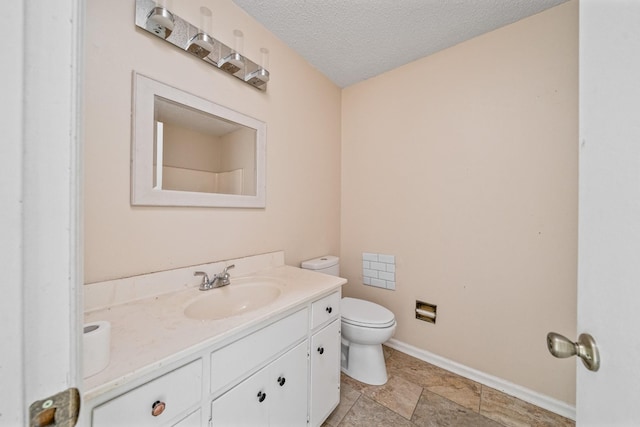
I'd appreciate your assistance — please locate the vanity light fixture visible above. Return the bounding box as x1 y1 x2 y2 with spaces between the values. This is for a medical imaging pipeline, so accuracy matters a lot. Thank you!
218 30 245 76
135 0 270 91
186 33 215 58
186 7 215 59
245 48 270 89
145 6 175 39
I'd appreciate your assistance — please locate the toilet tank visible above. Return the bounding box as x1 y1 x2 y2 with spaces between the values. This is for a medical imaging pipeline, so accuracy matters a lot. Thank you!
301 255 339 276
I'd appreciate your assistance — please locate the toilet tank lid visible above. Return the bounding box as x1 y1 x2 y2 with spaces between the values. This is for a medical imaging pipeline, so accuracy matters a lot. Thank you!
301 255 339 270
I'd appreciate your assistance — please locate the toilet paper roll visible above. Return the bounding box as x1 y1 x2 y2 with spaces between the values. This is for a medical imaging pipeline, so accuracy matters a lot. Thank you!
415 308 436 319
83 321 111 378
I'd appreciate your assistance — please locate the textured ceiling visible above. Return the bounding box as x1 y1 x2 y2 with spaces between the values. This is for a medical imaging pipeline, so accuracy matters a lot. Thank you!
232 0 568 88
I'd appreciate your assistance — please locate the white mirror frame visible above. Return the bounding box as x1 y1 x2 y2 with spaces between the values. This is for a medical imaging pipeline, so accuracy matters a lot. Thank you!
132 72 266 207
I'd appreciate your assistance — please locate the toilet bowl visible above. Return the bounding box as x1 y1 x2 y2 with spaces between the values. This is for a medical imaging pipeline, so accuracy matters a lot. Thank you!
341 297 396 385
300 256 397 386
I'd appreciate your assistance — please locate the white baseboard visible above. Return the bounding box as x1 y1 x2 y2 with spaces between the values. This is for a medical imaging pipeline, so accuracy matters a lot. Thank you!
385 338 576 421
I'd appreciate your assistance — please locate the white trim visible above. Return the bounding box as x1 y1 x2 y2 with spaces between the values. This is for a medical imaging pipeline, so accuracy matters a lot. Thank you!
19 0 83 416
155 121 164 189
1 0 83 421
386 338 576 421
0 1 26 423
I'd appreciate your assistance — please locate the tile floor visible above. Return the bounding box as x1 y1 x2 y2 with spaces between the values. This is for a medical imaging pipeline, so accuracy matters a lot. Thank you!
323 346 575 427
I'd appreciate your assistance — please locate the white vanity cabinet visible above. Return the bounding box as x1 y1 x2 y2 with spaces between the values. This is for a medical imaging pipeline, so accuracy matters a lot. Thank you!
210 341 308 426
208 290 342 427
209 307 309 427
86 287 343 427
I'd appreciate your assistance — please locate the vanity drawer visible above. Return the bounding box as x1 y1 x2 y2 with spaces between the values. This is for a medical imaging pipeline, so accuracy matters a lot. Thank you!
311 291 340 330
210 308 308 393
92 359 202 427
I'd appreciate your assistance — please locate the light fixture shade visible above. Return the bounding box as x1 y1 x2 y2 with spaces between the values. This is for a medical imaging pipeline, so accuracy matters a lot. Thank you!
145 7 175 39
187 33 215 59
245 48 269 88
219 52 244 74
218 30 245 75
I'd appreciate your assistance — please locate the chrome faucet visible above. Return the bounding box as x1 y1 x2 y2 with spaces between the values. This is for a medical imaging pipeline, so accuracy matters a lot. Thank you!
194 264 235 291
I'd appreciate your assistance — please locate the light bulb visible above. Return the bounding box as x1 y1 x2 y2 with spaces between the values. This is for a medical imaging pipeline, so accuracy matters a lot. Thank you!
260 48 269 71
233 30 244 54
199 7 212 34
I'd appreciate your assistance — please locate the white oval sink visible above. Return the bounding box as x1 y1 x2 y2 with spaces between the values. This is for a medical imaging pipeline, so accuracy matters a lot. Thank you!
184 278 283 320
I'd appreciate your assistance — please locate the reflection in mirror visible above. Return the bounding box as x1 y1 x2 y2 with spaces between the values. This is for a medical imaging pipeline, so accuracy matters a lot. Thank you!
154 97 257 196
132 73 266 207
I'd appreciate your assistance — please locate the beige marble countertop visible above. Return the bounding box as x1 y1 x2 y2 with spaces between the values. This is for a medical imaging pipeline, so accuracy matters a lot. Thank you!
84 265 346 400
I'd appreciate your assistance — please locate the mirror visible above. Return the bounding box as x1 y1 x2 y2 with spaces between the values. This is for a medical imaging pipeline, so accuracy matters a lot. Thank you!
132 73 266 207
154 97 257 196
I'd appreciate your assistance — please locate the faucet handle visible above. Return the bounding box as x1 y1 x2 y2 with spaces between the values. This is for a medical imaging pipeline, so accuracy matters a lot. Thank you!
194 271 210 287
218 264 235 286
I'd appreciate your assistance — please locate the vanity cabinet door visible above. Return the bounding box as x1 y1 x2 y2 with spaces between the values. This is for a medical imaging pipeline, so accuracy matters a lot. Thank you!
269 341 308 426
210 341 308 427
309 319 341 427
211 367 270 427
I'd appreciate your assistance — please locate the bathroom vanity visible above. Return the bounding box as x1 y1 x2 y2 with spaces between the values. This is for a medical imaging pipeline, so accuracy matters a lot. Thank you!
83 252 345 426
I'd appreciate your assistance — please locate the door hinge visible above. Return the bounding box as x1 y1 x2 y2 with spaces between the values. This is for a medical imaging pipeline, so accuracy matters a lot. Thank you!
29 387 80 427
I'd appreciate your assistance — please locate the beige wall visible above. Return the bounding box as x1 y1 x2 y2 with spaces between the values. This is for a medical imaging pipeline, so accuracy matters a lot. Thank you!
341 1 578 405
220 127 257 195
162 124 222 173
86 0 578 405
161 124 255 195
84 0 342 283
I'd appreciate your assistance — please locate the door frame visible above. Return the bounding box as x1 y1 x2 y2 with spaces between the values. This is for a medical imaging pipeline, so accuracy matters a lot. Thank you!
0 0 84 423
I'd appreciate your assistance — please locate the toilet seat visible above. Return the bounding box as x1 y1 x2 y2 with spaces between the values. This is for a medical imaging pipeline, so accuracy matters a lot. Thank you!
341 297 395 329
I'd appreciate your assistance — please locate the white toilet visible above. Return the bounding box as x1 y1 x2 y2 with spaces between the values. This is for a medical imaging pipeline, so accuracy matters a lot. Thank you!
301 256 396 385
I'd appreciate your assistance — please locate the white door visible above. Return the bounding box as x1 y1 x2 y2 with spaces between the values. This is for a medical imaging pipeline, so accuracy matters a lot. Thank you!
577 0 640 425
0 0 83 424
